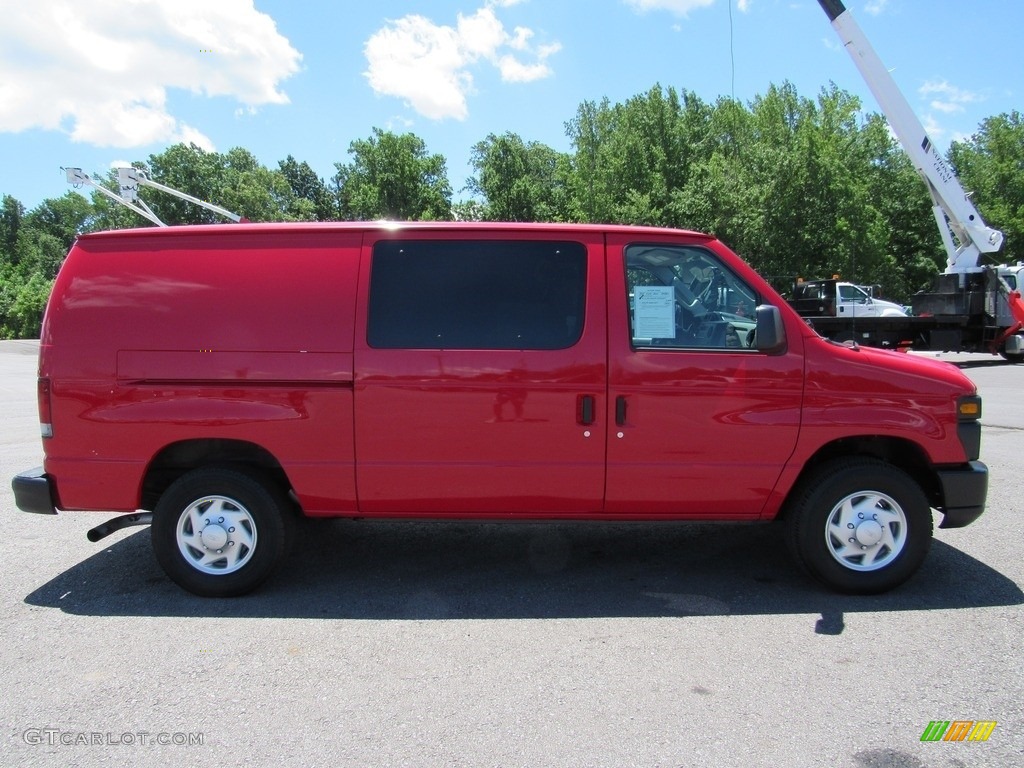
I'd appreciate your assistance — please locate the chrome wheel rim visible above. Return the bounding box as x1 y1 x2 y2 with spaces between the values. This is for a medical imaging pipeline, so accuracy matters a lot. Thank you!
175 496 257 575
825 490 908 572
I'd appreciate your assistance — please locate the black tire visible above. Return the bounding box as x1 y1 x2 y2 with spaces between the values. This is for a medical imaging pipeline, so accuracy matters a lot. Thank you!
786 458 932 594
998 341 1024 363
151 467 293 597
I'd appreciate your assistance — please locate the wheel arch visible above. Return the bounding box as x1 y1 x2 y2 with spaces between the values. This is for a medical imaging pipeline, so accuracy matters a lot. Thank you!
140 438 292 511
779 436 941 519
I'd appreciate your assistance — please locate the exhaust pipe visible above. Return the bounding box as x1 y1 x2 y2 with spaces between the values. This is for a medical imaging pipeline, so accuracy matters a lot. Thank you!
87 512 154 542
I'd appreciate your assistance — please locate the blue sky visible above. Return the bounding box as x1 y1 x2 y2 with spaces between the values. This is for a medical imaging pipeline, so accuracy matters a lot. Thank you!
0 0 1019 212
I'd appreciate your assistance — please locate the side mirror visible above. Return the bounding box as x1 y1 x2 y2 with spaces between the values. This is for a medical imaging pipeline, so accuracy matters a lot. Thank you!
754 304 787 354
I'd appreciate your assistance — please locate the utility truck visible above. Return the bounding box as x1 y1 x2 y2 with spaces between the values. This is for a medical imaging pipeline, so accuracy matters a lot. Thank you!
808 1 1024 361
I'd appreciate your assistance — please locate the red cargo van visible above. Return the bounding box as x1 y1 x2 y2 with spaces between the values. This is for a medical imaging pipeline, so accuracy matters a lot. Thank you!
13 222 987 596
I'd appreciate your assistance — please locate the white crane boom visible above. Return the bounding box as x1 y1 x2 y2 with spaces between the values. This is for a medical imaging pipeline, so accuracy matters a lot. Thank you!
816 0 1003 275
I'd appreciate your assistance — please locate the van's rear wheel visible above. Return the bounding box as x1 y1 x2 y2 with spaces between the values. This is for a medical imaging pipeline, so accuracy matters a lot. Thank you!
786 458 932 594
152 467 292 597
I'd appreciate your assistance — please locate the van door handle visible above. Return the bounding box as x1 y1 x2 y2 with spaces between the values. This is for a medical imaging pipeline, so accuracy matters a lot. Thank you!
615 396 628 426
578 395 595 426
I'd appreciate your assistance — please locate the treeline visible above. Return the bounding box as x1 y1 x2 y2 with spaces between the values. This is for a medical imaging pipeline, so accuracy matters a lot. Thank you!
2 82 1022 339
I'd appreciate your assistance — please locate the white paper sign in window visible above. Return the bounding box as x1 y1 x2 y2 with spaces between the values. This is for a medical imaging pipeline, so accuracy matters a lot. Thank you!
634 285 675 339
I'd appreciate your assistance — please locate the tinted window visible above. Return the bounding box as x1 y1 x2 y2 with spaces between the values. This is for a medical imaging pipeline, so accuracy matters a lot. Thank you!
368 240 587 349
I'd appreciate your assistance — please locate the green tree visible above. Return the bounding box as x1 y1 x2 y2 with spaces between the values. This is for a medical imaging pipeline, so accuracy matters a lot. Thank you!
0 192 98 337
5 272 53 339
466 132 572 221
0 194 24 260
218 147 293 223
143 144 227 224
563 82 937 298
278 155 336 221
669 95 757 249
22 192 94 245
139 144 294 224
860 113 944 296
333 128 452 221
565 97 616 222
565 86 713 227
741 83 890 284
451 199 486 222
949 111 1024 260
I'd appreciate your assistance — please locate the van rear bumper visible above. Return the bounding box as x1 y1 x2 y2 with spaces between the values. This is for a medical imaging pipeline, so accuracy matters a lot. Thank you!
12 467 58 515
936 461 988 529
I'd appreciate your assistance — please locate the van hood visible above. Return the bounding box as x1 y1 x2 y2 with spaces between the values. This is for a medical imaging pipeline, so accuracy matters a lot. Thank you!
808 336 976 396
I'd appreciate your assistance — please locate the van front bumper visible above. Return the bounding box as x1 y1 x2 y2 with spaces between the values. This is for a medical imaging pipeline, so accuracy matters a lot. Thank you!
12 467 58 515
937 461 988 529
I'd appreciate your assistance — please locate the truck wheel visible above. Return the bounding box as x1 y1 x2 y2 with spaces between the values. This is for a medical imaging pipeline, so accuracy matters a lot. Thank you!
786 458 932 594
151 467 292 597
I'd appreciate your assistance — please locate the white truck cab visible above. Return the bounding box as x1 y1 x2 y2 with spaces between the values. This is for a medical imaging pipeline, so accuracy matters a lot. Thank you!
837 282 908 318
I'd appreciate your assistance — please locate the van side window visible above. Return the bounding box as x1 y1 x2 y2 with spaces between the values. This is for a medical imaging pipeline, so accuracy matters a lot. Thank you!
368 240 587 349
626 244 758 350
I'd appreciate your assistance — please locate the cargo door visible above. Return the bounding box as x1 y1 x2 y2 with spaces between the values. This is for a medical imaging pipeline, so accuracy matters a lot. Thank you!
605 234 803 518
353 232 607 515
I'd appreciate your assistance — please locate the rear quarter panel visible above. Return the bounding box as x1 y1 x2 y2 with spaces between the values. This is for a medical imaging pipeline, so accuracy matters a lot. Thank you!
40 229 360 513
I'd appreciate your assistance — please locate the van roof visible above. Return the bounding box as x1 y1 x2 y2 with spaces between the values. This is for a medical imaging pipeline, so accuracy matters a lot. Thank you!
75 220 716 242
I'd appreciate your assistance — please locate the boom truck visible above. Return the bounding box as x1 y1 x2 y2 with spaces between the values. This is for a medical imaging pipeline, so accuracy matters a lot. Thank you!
804 0 1024 361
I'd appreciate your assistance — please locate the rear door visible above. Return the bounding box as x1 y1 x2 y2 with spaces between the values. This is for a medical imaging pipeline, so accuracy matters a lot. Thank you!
605 234 804 518
353 231 607 515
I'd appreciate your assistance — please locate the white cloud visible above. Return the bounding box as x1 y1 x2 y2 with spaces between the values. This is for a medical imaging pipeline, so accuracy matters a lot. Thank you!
920 115 969 150
385 115 416 131
624 0 751 18
624 0 716 16
363 4 560 121
0 0 301 148
509 27 535 51
922 113 946 141
497 54 555 83
919 80 983 115
865 0 889 15
363 15 472 121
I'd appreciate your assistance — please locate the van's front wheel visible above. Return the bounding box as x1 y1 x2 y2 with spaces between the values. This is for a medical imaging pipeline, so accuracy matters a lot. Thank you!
152 467 292 597
787 459 932 594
